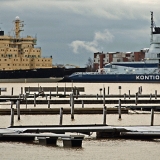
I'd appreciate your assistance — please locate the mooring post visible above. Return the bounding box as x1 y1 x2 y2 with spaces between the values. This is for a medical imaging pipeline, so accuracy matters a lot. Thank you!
11 101 14 108
99 88 102 99
49 91 51 99
118 86 121 95
48 100 50 108
151 108 154 126
59 107 63 125
16 100 20 120
69 94 72 107
56 85 58 96
155 90 157 99
141 86 142 94
76 88 79 99
150 94 152 100
10 108 14 126
138 87 141 94
11 87 13 95
82 100 84 108
124 93 126 100
129 90 130 99
103 106 107 125
34 93 36 107
97 94 98 100
25 93 28 109
118 99 121 119
71 93 74 120
0 88 1 95
103 87 105 105
64 83 66 96
108 86 109 95
135 92 138 105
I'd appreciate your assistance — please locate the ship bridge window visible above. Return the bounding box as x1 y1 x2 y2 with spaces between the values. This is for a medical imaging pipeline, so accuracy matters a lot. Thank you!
104 64 111 68
157 53 160 58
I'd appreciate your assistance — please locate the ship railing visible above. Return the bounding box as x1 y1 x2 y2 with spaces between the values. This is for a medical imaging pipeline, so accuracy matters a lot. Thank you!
72 72 100 76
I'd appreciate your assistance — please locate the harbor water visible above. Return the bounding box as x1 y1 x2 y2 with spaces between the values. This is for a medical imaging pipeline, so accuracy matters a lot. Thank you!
0 82 160 160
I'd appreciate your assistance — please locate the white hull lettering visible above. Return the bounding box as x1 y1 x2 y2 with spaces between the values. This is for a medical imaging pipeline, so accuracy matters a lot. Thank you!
136 75 160 80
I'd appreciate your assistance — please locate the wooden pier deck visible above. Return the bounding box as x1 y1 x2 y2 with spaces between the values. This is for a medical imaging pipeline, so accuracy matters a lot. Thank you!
0 108 128 115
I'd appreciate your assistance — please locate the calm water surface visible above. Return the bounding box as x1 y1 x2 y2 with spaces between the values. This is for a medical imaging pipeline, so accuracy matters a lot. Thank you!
0 82 160 160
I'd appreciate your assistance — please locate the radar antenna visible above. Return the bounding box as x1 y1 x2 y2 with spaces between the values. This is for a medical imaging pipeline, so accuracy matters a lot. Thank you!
151 11 154 43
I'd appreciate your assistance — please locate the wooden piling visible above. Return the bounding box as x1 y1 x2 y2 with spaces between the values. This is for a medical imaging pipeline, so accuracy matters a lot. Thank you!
0 88 1 95
103 87 105 105
76 89 78 99
124 94 126 100
97 94 98 100
64 83 66 95
135 92 138 105
34 93 36 107
71 93 74 120
25 93 28 109
150 94 152 100
118 99 121 119
151 108 154 126
155 90 157 99
10 108 14 126
69 94 71 107
11 87 13 95
103 106 107 125
56 86 58 95
11 101 14 108
82 100 84 108
140 86 142 93
59 107 63 125
138 87 141 94
99 88 102 99
16 100 20 120
50 91 51 100
48 100 50 108
108 86 109 95
118 86 121 95
129 90 130 99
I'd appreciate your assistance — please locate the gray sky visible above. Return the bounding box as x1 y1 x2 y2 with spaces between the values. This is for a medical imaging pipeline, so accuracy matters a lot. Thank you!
0 0 160 67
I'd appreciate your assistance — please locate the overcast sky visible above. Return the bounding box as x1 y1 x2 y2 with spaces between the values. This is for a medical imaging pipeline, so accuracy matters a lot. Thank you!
0 0 160 67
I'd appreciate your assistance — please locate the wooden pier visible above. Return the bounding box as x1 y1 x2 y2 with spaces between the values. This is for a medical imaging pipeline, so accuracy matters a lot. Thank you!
0 85 160 147
0 108 128 115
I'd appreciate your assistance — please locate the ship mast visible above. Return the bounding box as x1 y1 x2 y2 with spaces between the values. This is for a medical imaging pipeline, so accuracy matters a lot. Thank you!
151 11 154 44
14 16 24 39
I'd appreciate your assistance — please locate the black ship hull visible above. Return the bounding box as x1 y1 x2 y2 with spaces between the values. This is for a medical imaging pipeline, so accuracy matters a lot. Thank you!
0 67 86 82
